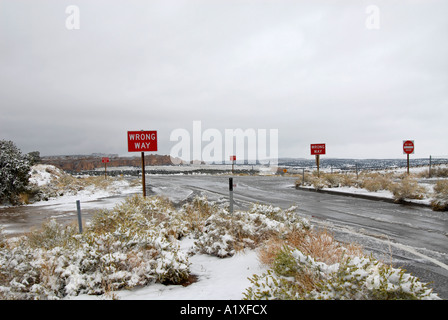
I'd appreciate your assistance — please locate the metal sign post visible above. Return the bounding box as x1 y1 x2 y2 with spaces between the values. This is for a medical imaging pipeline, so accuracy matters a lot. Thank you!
311 144 326 177
229 177 233 213
230 155 236 174
102 157 109 179
141 152 146 197
127 130 157 198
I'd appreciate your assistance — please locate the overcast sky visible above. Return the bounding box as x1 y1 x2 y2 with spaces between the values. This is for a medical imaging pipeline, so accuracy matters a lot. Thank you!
1 0 447 161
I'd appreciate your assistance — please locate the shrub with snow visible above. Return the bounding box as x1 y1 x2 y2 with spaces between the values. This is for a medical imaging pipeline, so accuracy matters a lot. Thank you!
194 204 310 258
0 194 441 300
0 140 31 204
0 195 191 299
244 246 440 300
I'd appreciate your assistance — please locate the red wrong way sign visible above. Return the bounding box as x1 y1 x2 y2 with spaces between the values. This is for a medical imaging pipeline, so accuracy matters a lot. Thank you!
128 131 158 152
403 140 414 154
311 143 326 155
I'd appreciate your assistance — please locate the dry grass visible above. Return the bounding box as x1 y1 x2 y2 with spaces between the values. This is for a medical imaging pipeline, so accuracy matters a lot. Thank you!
418 166 448 178
252 228 368 300
258 228 364 268
180 197 216 233
389 176 427 202
430 179 448 211
359 173 393 192
295 170 448 209
433 179 448 195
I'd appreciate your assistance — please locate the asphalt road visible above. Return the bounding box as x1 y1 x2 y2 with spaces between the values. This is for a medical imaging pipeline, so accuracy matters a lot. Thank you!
1 174 447 299
146 175 448 299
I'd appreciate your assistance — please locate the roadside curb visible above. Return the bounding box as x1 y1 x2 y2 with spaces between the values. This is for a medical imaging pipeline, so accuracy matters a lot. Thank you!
295 186 431 208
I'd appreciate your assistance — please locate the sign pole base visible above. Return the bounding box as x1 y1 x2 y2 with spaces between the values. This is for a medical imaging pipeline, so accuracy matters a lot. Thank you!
229 177 233 213
407 154 410 175
141 152 146 197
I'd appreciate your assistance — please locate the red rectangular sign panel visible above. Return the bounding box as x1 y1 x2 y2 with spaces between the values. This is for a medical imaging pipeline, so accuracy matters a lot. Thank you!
102 157 110 163
311 143 326 155
230 155 236 161
127 131 158 152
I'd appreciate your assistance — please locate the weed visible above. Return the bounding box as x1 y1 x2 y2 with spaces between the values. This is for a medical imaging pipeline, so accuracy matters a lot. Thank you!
245 246 440 300
389 177 427 202
430 179 448 211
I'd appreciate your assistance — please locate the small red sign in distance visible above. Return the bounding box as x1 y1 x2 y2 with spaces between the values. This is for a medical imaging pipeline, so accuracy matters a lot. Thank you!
403 140 414 154
311 143 326 155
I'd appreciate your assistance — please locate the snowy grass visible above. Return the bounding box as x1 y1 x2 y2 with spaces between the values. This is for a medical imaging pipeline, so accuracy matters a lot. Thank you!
295 168 448 211
430 180 448 211
0 195 190 299
244 246 440 300
24 164 137 205
0 195 441 300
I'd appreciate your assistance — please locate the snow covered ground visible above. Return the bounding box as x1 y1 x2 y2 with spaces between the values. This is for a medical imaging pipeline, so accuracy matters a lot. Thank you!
1 164 445 300
73 237 268 300
27 164 141 210
299 185 433 206
2 165 268 300
23 164 446 210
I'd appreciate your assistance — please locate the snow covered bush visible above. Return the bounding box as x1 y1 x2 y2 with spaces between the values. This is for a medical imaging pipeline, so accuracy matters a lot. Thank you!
258 228 363 268
176 195 217 235
1 193 441 300
244 246 440 300
0 140 31 204
0 195 191 299
194 204 310 258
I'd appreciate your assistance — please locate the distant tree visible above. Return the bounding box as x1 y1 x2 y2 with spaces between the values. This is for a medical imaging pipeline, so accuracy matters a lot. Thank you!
0 140 31 204
27 151 41 165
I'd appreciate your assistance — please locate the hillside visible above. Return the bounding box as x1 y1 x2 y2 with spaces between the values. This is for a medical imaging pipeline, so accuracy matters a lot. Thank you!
41 154 175 172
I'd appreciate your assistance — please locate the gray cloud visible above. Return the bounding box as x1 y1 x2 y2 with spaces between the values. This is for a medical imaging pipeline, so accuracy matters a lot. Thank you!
1 0 447 159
